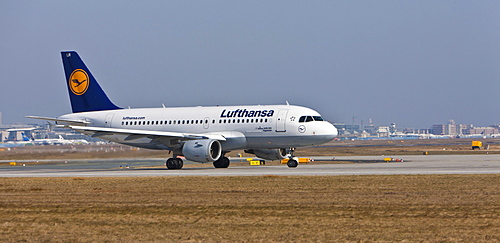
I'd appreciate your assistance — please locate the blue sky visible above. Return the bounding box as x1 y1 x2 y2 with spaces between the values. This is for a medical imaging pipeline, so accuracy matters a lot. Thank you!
1 1 499 128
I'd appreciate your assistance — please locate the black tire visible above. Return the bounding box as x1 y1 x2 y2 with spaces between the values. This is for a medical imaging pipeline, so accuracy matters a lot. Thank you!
175 158 184 169
287 159 298 168
213 157 230 168
166 158 183 170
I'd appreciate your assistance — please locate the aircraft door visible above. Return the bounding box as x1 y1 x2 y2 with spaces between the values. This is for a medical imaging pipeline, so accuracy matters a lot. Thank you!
275 110 288 132
204 117 210 129
104 113 114 128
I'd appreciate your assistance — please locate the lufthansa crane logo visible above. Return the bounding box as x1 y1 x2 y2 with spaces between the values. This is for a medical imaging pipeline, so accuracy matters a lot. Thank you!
69 69 89 95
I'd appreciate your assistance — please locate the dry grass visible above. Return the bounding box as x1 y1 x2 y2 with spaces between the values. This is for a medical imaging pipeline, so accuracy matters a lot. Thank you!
0 175 498 242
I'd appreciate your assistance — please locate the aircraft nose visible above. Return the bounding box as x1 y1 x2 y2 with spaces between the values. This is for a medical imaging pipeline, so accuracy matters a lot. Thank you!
324 122 338 139
313 121 338 143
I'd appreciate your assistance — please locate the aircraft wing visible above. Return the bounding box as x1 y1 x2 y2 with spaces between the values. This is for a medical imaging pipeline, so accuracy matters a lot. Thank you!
27 116 227 149
68 125 227 141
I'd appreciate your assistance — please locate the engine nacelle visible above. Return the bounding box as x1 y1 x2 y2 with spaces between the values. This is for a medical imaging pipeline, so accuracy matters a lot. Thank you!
182 139 222 163
245 148 289 160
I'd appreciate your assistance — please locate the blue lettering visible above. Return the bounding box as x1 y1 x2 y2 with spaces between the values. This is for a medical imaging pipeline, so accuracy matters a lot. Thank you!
220 109 275 118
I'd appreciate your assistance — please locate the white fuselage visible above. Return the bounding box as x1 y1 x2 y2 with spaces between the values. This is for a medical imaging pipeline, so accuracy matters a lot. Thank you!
58 105 338 150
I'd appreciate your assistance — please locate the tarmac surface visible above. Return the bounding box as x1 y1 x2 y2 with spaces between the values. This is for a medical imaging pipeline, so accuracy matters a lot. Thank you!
1 154 499 177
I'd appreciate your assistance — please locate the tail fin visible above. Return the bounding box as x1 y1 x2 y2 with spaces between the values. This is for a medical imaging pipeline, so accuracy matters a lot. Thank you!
61 51 121 113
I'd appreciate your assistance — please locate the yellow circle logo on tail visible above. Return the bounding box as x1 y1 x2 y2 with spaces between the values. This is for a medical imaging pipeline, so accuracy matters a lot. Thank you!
69 69 89 95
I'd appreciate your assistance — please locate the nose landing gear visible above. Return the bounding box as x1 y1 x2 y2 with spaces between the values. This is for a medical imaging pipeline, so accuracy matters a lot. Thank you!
286 147 298 168
287 159 298 168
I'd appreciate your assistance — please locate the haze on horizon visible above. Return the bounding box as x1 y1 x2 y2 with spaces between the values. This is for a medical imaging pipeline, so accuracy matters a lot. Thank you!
1 1 499 128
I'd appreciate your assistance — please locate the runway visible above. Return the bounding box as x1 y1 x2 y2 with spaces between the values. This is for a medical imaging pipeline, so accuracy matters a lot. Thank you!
1 155 499 177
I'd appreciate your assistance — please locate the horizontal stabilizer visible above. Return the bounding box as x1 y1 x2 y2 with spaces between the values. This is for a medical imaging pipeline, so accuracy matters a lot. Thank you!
25 116 90 125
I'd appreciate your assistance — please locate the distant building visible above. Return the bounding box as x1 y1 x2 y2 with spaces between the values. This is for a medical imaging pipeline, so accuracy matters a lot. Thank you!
463 127 498 135
389 123 397 134
432 122 499 136
377 126 390 133
332 123 361 135
431 124 457 135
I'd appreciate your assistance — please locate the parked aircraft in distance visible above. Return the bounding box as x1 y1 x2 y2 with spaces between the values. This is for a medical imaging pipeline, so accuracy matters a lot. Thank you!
33 135 90 145
4 129 35 146
28 51 337 169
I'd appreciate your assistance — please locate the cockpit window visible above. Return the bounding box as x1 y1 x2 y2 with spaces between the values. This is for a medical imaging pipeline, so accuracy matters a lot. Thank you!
299 115 325 122
299 116 313 122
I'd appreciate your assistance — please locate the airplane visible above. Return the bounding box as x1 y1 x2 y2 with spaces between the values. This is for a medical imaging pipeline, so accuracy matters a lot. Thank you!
32 135 89 145
3 128 36 145
27 51 338 169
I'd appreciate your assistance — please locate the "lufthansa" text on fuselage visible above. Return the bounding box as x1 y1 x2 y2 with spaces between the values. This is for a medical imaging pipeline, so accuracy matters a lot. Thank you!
220 109 274 118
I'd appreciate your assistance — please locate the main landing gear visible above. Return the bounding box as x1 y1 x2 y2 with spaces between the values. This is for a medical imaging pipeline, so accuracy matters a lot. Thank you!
166 156 230 169
213 156 230 168
166 158 183 170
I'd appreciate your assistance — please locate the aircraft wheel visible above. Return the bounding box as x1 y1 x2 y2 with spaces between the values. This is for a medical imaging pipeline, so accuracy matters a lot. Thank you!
287 159 298 168
175 158 183 169
213 157 230 168
166 158 183 169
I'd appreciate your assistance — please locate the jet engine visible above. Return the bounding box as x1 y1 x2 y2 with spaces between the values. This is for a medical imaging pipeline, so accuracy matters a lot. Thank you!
245 148 289 160
182 139 222 163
